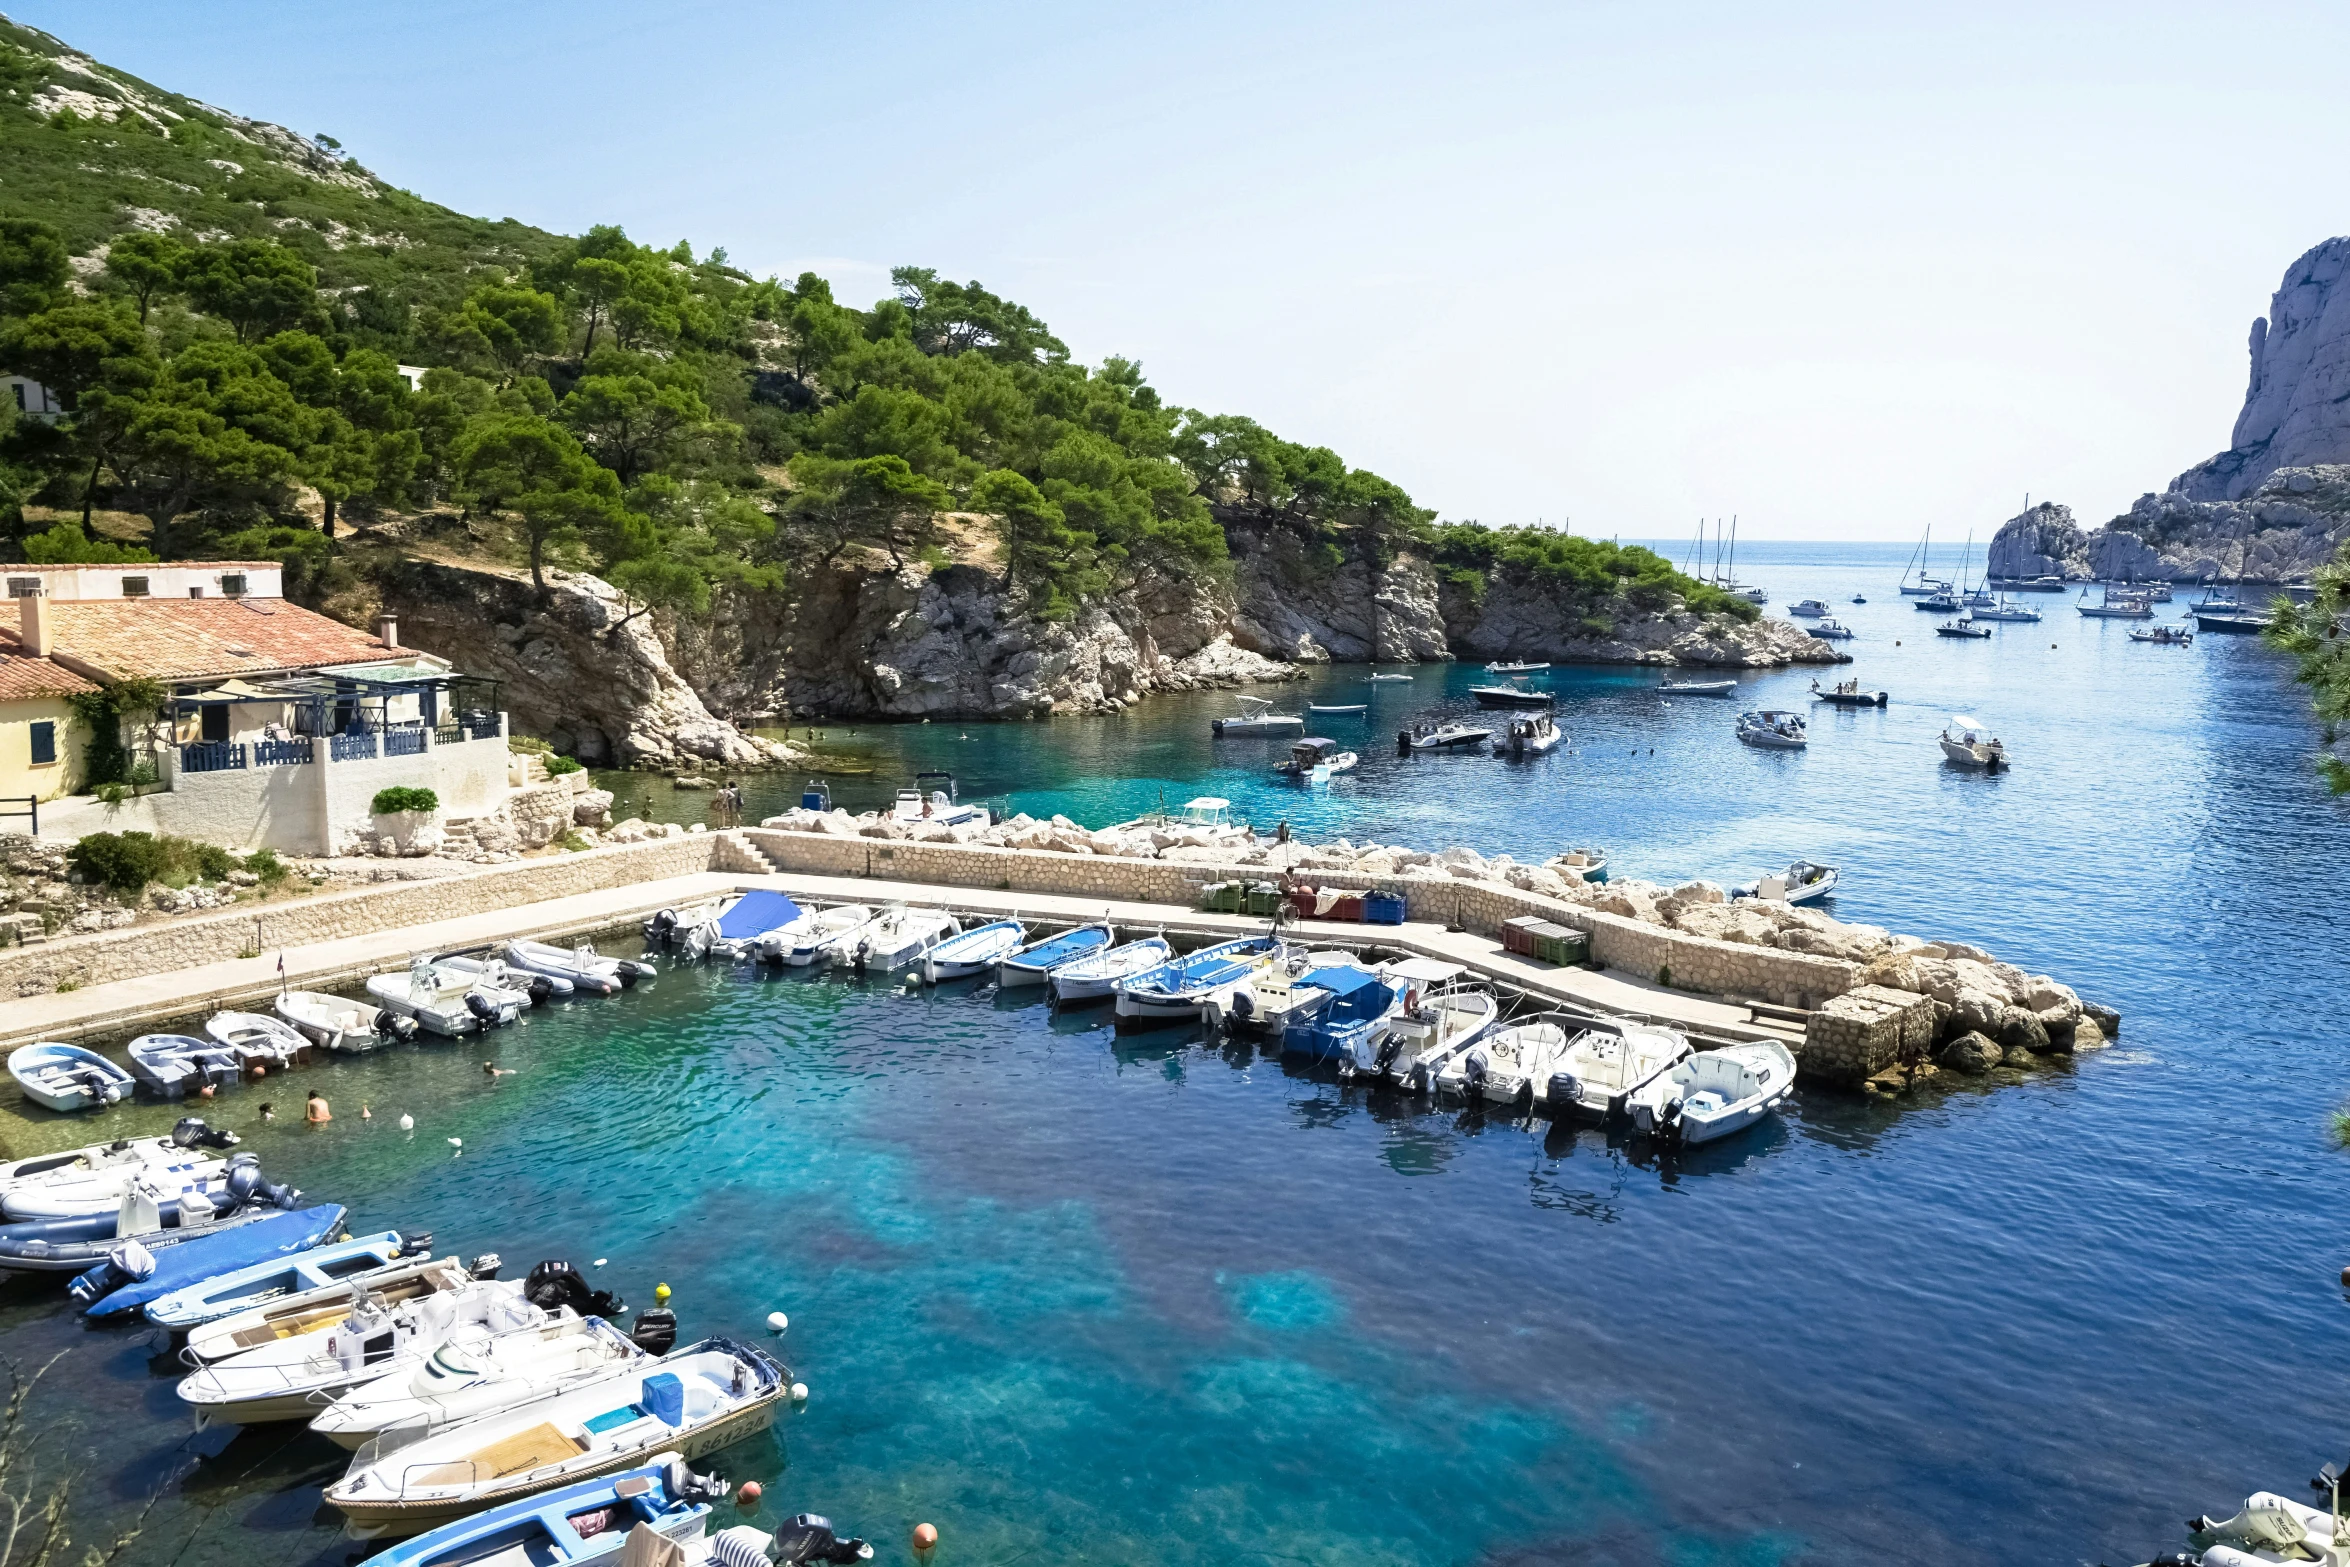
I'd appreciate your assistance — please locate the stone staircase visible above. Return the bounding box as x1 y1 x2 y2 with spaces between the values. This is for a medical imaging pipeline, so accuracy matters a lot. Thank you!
715 831 780 876
438 817 479 858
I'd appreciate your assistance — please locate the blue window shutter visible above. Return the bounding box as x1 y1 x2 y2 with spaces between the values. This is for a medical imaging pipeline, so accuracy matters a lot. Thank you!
29 721 55 765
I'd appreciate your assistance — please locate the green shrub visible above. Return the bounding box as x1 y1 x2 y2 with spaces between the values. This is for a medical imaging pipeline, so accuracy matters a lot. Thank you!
68 830 168 893
508 735 553 756
244 848 287 886
557 828 591 852
371 786 440 816
544 755 583 776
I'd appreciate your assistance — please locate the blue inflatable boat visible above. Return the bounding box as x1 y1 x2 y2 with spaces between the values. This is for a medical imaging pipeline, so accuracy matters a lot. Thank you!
74 1203 346 1315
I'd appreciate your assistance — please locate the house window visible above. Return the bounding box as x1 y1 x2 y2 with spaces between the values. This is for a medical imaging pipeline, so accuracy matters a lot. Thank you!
28 721 54 766
200 704 229 743
220 573 247 597
5 578 36 598
121 576 148 597
188 586 204 598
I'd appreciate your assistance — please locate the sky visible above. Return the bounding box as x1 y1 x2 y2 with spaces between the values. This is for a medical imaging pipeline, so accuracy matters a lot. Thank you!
20 0 2350 542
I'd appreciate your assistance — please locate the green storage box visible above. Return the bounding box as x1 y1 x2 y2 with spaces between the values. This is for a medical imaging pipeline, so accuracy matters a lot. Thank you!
1201 880 1246 913
1245 882 1284 917
1529 922 1588 966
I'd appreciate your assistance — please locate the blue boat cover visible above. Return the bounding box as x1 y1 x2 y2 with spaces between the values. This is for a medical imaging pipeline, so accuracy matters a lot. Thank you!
83 1203 346 1316
1011 926 1111 966
716 890 802 940
1302 965 1381 998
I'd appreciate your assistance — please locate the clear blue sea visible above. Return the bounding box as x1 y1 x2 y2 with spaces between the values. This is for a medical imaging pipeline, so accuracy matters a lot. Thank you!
4 541 2346 1567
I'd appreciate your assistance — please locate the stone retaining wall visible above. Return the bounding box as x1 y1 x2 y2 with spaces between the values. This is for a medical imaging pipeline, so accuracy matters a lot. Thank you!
0 835 719 997
1800 984 1940 1082
739 829 1859 1008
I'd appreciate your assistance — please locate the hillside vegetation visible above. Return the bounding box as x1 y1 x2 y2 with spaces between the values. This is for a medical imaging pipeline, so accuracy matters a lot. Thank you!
0 15 1753 638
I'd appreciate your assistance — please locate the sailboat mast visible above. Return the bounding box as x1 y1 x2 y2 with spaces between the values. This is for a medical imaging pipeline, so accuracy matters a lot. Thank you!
1727 516 1738 587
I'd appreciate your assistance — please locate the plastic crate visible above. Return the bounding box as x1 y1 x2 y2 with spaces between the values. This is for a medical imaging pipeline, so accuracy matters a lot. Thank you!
1245 882 1284 917
1530 923 1589 966
1287 887 1320 918
1502 914 1547 956
1330 893 1365 923
1200 880 1245 913
1363 890 1407 925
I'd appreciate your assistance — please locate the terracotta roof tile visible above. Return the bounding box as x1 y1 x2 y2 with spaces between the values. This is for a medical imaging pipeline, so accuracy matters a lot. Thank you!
0 653 98 702
2 598 394 683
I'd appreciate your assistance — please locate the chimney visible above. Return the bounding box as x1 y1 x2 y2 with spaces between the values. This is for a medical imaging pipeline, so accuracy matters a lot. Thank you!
375 612 399 649
19 590 51 658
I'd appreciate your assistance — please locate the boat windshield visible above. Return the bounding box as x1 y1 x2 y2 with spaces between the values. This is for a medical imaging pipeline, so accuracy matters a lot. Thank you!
1180 797 1231 826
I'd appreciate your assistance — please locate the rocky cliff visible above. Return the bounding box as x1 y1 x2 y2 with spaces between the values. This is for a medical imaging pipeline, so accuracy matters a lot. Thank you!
1989 238 2350 585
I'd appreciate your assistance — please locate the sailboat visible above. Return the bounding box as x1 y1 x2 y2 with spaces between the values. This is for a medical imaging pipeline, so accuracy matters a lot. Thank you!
1956 532 1997 607
1898 526 1953 597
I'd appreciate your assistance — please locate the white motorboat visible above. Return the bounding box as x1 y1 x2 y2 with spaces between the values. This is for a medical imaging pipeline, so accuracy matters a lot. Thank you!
1469 682 1554 709
205 1011 311 1065
2180 1487 2350 1566
0 1142 231 1221
1938 714 2006 770
919 918 1026 983
325 1337 787 1540
311 1314 645 1451
1434 1014 1574 1104
1399 720 1492 751
1809 617 1855 640
434 953 565 1003
763 903 877 966
1787 599 1831 618
185 1253 479 1364
1276 737 1357 782
837 906 960 971
694 891 810 964
354 1457 758 1567
126 1033 242 1096
1114 936 1279 1024
504 939 654 995
1935 616 1992 639
1658 678 1735 696
1347 960 1498 1090
0 1120 238 1221
9 1042 132 1113
1735 709 1807 749
1487 660 1551 673
2077 585 2154 619
998 923 1116 986
144 1229 414 1331
1306 702 1368 715
1541 1024 1694 1120
275 990 415 1051
1969 598 2043 623
178 1276 550 1428
1626 1041 1797 1146
890 770 990 828
1742 859 1838 905
1367 671 1413 682
1492 714 1562 756
1236 951 1380 1037
1733 584 1768 603
367 957 526 1036
1211 696 1304 736
1049 936 1174 1002
1810 678 1886 708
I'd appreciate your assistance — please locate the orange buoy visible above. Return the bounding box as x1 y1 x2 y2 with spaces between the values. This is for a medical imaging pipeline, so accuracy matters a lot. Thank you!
738 1482 763 1508
913 1523 939 1552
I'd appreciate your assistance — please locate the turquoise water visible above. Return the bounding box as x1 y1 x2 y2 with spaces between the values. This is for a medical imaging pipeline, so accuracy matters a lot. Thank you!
3 541 2348 1567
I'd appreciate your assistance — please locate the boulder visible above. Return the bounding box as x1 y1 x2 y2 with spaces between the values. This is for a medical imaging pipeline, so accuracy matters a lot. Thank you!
573 789 616 827
517 817 558 850
1937 1031 2004 1073
606 817 651 844
1945 987 2007 1041
2071 1015 2108 1051
2082 1001 2122 1038
1997 1006 2051 1056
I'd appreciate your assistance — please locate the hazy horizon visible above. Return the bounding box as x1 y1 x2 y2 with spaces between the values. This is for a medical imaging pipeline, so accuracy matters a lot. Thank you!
23 1 2349 543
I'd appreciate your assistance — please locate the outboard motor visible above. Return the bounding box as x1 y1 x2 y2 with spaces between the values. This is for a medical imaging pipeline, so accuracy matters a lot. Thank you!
467 1251 504 1280
769 1515 875 1567
522 1259 625 1318
645 909 680 950
375 1010 421 1043
663 1456 731 1506
523 975 554 1007
223 1154 263 1205
630 1305 677 1355
394 1230 433 1258
1396 728 1412 754
170 1116 240 1151
464 990 504 1025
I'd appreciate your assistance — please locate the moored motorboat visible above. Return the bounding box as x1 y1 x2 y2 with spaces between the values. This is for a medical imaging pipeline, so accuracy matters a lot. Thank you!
2129 623 2194 645
764 903 877 967
699 890 808 963
0 1118 238 1220
126 1033 242 1096
919 919 1026 983
1492 714 1562 756
838 906 960 971
1469 682 1554 709
1048 936 1173 1003
1739 859 1838 905
1917 590 1964 613
1367 671 1413 682
890 771 990 827
9 1042 133 1113
73 1199 343 1313
1935 616 1991 638
352 1456 741 1567
1938 714 2006 770
0 1158 306 1277
1486 659 1550 672
2170 1485 2350 1567
1210 696 1305 736
1306 702 1368 715
143 1228 416 1330
1276 736 1357 781
1809 616 1855 640
185 1251 484 1364
1 1139 232 1222
1435 1014 1574 1104
1399 720 1493 751
1626 1041 1797 1145
1114 936 1278 1025
179 1274 550 1427
1279 965 1405 1062
312 1315 646 1450
1542 1024 1694 1120
1658 678 1735 696
368 957 526 1036
505 939 653 994
1969 597 2043 623
325 1338 788 1540
997 923 1114 987
1346 960 1497 1090
275 990 416 1051
205 1010 311 1065
1551 846 1608 883
1809 678 1886 708
1735 709 1807 749
1237 952 1378 1037
1786 599 1830 618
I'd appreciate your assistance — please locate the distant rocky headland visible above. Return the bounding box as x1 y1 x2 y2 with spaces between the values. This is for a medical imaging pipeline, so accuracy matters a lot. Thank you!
1991 237 2350 585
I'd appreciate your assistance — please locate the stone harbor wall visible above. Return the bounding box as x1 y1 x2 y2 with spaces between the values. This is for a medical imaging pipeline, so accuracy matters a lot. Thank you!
1802 985 1940 1081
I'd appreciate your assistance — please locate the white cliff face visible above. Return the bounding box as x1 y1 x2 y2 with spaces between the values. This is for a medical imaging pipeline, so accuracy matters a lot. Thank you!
1984 503 2088 580
2175 238 2350 502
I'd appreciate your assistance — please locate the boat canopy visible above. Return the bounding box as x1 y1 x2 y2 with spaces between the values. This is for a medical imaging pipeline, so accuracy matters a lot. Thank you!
1949 714 1988 732
1302 964 1383 998
715 890 803 940
1180 797 1232 825
1292 738 1339 759
1386 957 1465 985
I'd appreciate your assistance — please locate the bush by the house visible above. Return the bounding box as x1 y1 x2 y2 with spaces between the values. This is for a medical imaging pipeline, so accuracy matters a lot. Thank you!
544 755 583 776
243 847 287 886
371 786 440 816
68 831 238 894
